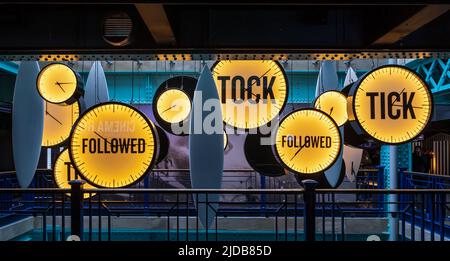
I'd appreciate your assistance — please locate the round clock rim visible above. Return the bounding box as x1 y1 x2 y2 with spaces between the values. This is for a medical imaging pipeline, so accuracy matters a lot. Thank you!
351 64 433 145
211 60 290 131
152 76 197 136
153 88 192 124
36 62 82 104
69 101 160 188
313 90 348 127
42 100 81 148
273 108 342 175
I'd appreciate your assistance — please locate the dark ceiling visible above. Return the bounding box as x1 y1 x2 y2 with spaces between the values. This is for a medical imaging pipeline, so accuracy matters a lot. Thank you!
0 2 449 54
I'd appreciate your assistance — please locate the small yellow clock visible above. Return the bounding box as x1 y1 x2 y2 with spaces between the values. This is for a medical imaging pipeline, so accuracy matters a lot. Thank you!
69 102 159 188
42 101 80 147
314 90 348 127
155 89 191 124
274 109 342 174
53 149 95 198
37 63 83 104
351 65 432 144
212 60 288 130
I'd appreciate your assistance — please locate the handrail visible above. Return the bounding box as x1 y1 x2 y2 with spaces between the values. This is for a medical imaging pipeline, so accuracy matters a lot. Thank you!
0 188 450 194
403 171 450 179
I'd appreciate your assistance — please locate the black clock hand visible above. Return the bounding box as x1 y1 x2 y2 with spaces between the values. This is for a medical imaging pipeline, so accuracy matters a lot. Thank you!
55 82 66 93
46 111 63 125
161 104 177 114
391 88 405 105
329 107 334 116
94 131 112 145
290 144 306 161
242 68 272 103
57 82 74 85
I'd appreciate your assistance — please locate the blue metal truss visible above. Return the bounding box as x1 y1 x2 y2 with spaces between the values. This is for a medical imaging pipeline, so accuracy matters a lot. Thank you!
407 58 450 94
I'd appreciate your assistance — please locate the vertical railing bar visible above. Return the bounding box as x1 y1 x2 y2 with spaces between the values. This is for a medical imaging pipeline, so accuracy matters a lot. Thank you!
285 193 288 241
421 193 425 241
322 193 325 241
61 193 65 241
196 193 199 241
186 192 189 242
440 192 445 241
98 194 102 241
89 194 92 241
108 213 111 241
43 212 47 241
206 192 209 242
176 192 179 241
294 193 298 241
412 194 415 241
431 193 435 241
52 193 56 241
332 193 335 241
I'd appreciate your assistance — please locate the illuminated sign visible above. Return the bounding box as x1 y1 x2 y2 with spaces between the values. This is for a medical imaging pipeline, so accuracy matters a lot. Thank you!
212 60 288 129
42 101 79 147
274 109 342 174
314 90 348 127
155 89 191 124
351 65 432 144
53 148 95 198
69 102 158 188
37 63 83 104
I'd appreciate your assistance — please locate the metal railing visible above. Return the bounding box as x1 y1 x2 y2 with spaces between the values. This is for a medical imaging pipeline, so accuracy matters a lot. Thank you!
0 183 448 241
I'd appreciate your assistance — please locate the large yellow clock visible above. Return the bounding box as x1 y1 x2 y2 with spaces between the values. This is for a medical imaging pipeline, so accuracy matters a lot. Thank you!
42 101 80 147
314 90 348 127
53 149 95 198
212 60 288 129
351 65 432 144
37 63 83 104
274 109 342 174
69 102 158 188
155 89 191 124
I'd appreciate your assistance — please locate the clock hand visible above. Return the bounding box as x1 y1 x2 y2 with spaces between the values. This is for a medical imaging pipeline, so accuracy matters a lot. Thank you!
46 111 63 125
329 107 334 116
55 82 66 93
391 88 405 105
57 82 74 85
161 104 177 114
242 68 272 103
391 104 423 109
290 144 306 161
94 131 112 145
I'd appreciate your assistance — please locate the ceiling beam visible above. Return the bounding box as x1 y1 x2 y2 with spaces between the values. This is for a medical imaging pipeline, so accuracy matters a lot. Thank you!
373 5 450 45
135 4 176 45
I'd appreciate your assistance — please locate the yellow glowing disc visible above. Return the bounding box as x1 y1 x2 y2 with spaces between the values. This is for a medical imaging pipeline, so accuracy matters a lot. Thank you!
352 65 432 144
69 102 158 188
314 90 348 126
275 109 342 174
42 101 79 147
155 89 191 124
37 63 82 104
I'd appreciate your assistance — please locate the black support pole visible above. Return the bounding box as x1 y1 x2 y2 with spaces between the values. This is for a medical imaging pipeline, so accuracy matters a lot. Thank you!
69 179 85 241
302 179 318 242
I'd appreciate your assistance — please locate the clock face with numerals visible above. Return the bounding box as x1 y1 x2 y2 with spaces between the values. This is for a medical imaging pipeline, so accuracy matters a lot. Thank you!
274 109 342 174
69 102 158 188
352 65 432 144
53 149 96 198
212 60 288 130
314 90 348 127
42 101 80 147
37 63 82 104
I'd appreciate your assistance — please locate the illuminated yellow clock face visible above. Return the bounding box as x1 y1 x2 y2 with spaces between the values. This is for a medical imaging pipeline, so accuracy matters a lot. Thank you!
314 91 348 126
155 89 191 124
70 102 158 188
37 63 79 104
212 60 288 129
353 65 432 144
275 109 342 174
53 149 95 198
42 101 80 147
